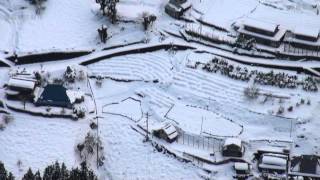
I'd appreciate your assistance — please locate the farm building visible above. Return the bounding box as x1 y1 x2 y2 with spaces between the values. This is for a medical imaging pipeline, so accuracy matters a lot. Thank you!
152 123 179 143
237 18 286 48
165 0 191 19
288 155 320 179
35 84 72 108
284 27 320 51
7 78 36 92
258 153 288 174
222 138 244 157
234 162 251 178
5 77 37 100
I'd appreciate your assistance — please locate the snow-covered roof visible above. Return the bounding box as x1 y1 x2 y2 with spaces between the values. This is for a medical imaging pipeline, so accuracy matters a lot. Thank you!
262 154 287 166
294 26 319 39
180 1 191 10
258 163 286 171
238 24 286 42
8 78 36 90
224 138 242 147
66 90 84 104
163 123 178 140
234 162 249 171
257 146 289 154
243 18 278 33
153 123 178 140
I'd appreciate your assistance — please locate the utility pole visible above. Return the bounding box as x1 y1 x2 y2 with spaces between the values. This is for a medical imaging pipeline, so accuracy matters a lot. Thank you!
200 117 204 135
145 112 150 141
96 115 99 168
88 74 100 169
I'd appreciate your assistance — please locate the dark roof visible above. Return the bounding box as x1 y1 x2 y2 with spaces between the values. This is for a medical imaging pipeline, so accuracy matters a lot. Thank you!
300 155 318 174
39 84 70 105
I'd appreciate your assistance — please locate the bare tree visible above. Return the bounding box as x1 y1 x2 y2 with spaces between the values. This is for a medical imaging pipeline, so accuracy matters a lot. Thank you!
244 85 259 99
142 12 157 31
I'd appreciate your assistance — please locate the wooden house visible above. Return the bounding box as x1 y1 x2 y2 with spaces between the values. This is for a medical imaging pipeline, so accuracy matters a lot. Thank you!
152 123 179 143
165 0 191 19
237 18 286 48
222 138 244 157
35 84 72 108
5 78 36 100
258 153 288 174
284 27 320 51
234 162 251 179
288 155 320 179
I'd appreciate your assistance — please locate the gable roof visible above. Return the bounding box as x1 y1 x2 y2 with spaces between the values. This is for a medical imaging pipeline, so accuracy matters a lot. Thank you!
243 18 278 33
224 138 242 147
38 84 71 105
294 26 319 39
8 78 36 90
290 155 320 177
300 155 318 174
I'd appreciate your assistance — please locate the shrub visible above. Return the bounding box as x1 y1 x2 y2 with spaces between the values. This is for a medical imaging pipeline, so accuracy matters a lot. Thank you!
244 85 259 99
3 115 14 125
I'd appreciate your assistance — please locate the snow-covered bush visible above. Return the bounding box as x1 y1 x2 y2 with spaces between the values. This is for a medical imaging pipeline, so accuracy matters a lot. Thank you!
73 106 86 118
64 66 76 83
244 85 259 99
3 115 14 125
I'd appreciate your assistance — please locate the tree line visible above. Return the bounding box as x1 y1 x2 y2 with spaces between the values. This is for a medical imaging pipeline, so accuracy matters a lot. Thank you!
0 161 98 180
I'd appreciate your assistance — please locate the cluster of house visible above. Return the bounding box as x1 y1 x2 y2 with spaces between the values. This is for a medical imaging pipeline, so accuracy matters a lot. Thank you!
236 18 320 52
5 75 84 110
152 127 320 180
221 138 320 180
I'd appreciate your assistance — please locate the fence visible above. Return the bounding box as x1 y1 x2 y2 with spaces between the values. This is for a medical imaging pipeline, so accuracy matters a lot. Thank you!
176 132 223 153
283 43 320 57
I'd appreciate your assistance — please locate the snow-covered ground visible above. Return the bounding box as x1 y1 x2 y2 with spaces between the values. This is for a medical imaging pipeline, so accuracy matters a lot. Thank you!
0 0 320 179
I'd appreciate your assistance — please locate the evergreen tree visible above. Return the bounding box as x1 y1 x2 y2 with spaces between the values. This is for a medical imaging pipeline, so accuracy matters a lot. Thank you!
34 170 41 180
52 161 61 180
23 168 35 180
0 162 8 180
7 172 15 180
61 163 69 179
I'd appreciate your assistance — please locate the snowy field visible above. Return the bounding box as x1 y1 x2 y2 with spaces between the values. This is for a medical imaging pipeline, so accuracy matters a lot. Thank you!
0 0 320 179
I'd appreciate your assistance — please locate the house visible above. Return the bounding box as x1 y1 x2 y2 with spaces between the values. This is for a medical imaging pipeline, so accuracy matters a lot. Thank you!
237 18 286 48
5 77 37 100
7 78 36 92
222 138 244 157
258 153 288 174
35 84 72 108
165 0 191 19
284 27 320 51
288 155 320 179
234 162 251 179
152 123 179 143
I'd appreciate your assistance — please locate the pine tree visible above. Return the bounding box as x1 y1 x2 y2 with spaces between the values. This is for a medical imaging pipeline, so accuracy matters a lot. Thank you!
0 162 8 180
61 163 69 179
23 168 35 180
52 161 61 180
34 170 41 180
7 172 15 180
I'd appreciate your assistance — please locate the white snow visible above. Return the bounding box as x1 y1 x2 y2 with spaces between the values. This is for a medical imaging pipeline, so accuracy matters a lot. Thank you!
7 78 35 90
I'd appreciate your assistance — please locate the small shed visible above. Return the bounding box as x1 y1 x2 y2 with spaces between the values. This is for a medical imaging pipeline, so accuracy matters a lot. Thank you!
165 0 191 19
222 138 244 157
234 162 250 175
35 84 72 108
152 123 179 143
